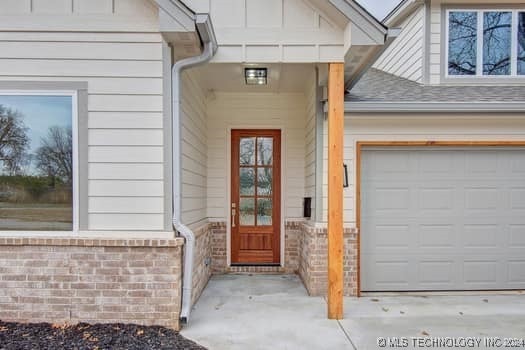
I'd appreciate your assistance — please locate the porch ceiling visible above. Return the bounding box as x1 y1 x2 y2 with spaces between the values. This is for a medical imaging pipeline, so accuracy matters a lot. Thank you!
194 63 316 93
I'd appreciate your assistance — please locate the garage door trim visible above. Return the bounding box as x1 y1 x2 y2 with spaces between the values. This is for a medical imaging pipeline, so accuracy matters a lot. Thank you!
356 141 525 296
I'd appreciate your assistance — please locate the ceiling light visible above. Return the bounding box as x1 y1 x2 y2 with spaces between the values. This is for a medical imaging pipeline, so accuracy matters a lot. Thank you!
245 68 267 85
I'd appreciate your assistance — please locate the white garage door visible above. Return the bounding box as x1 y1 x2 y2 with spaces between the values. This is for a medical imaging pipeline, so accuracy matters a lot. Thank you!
361 148 525 292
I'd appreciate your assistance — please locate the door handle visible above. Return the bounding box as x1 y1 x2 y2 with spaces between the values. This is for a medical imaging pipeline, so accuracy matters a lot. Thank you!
231 203 236 228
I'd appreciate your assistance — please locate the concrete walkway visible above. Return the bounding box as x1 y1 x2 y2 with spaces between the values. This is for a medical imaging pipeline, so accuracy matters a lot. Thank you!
181 274 525 350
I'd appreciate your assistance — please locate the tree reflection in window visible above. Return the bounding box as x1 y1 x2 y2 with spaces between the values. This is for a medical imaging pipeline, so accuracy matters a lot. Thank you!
519 12 525 75
483 12 512 75
449 11 477 75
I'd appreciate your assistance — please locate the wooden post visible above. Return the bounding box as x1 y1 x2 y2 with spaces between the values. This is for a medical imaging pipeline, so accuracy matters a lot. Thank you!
327 62 344 320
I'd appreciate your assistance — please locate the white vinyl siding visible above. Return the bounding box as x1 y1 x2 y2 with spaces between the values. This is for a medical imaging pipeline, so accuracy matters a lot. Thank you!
181 70 209 227
207 92 307 222
321 115 525 223
304 71 317 219
0 0 166 232
373 5 425 82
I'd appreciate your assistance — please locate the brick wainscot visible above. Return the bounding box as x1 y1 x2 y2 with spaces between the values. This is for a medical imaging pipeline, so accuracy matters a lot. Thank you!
0 237 184 330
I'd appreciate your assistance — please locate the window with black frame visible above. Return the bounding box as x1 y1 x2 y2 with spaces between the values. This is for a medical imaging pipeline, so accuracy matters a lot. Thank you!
0 94 74 231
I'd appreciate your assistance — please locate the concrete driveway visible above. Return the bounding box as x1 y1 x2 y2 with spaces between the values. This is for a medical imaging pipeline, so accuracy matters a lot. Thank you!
181 274 525 350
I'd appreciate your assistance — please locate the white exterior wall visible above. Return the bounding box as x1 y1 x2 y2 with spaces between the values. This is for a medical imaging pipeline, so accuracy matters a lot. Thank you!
0 0 168 232
323 115 525 224
374 5 425 83
304 72 317 219
207 92 307 222
184 0 345 63
181 70 209 228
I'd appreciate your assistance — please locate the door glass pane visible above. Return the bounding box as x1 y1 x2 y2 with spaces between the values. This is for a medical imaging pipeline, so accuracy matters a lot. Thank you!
257 168 272 195
257 198 272 226
257 137 273 165
239 198 255 226
448 11 478 75
519 12 525 75
483 11 512 75
240 168 255 195
240 137 255 165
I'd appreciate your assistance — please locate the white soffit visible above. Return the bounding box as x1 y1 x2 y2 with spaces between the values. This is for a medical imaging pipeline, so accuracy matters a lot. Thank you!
152 0 202 59
195 63 316 93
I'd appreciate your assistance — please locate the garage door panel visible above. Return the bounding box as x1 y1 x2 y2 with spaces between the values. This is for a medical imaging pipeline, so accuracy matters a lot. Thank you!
508 261 525 284
418 151 455 174
418 260 455 285
419 224 455 248
362 257 411 289
510 189 525 209
465 152 500 174
462 224 499 248
509 225 525 247
463 260 499 285
361 148 525 291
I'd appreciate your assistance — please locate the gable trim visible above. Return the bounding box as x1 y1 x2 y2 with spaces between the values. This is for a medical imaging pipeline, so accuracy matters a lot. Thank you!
329 0 387 44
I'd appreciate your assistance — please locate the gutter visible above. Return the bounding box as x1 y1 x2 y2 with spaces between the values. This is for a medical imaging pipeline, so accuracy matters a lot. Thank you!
344 102 525 113
172 13 218 325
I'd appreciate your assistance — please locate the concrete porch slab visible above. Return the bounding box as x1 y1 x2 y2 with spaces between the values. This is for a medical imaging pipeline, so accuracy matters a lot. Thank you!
180 274 352 350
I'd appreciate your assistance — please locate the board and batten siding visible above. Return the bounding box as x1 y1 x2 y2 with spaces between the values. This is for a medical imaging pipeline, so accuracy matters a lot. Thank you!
321 115 525 224
373 5 425 83
0 0 169 232
207 92 307 222
180 70 209 228
184 0 345 63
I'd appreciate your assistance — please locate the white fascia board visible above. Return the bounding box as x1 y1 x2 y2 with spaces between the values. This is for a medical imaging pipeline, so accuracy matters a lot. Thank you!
383 0 424 27
154 0 195 32
329 0 387 45
343 102 525 113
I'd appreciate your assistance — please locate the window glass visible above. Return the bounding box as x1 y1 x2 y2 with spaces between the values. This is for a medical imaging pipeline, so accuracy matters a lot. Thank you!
0 95 73 231
257 137 273 165
519 12 525 75
239 137 255 165
256 198 272 226
449 11 478 75
483 12 512 75
239 198 255 226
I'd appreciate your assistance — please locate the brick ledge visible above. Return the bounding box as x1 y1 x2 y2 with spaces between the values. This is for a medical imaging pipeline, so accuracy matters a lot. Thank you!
0 237 184 247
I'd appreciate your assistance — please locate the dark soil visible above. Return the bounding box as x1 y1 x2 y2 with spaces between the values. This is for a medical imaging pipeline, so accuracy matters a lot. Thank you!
0 321 207 350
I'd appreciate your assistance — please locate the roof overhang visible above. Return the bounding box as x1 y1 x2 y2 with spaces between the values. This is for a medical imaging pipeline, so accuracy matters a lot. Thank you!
328 0 400 90
382 0 425 26
344 102 525 113
151 0 204 59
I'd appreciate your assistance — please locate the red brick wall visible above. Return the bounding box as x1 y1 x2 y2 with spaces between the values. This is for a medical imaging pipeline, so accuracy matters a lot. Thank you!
0 238 184 329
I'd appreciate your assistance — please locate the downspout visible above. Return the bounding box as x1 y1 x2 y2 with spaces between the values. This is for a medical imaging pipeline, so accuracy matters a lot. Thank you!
172 13 217 325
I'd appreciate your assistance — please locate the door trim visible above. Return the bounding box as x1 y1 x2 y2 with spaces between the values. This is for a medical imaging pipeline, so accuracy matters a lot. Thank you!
356 141 525 296
227 127 285 267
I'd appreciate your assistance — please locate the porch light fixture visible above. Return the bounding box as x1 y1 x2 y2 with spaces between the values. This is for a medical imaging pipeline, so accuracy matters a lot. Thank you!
245 68 267 85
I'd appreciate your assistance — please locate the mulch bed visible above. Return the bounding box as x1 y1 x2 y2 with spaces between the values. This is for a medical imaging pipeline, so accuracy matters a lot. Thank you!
0 321 207 350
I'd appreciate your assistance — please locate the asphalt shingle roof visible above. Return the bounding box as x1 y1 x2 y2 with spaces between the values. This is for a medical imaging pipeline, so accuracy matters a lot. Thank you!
347 69 525 103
